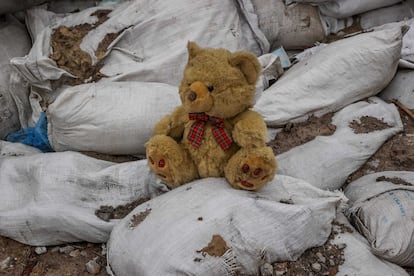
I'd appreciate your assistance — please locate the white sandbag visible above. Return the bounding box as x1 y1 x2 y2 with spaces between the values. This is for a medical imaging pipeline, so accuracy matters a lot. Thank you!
277 97 403 191
344 171 414 267
107 176 344 276
372 18 414 68
319 0 403 19
0 15 32 138
11 4 123 90
0 0 44 14
249 0 325 50
13 0 268 90
333 211 409 275
0 151 164 246
359 1 414 31
254 26 402 127
47 81 180 155
0 140 42 157
379 70 414 109
101 0 268 85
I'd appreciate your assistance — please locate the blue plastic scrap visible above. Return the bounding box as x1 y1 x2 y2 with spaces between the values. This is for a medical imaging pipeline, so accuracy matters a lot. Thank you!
6 112 53 152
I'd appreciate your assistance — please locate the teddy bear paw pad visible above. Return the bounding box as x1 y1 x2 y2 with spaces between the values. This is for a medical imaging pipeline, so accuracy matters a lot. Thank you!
147 150 172 183
235 156 275 191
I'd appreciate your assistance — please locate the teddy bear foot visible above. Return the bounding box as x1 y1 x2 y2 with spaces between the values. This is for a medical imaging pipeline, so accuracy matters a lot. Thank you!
225 147 277 191
146 135 199 188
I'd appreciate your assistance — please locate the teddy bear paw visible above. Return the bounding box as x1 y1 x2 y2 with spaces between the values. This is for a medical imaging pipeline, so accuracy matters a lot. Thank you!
237 160 273 191
147 148 175 186
227 147 277 191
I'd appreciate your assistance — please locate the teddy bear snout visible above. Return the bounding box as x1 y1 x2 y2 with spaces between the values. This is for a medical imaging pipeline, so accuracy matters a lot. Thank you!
189 81 209 99
184 81 213 112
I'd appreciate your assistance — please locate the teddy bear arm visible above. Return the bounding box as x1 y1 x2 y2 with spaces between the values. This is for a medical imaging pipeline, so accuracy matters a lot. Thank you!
153 106 188 140
232 110 268 148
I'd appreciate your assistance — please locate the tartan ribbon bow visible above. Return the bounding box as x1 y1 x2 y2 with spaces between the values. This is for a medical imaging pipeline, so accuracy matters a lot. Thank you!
187 112 233 151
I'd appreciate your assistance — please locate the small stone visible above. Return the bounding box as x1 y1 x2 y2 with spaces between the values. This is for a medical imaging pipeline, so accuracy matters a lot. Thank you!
0 257 12 270
275 270 285 276
336 243 346 250
312 262 322 272
35 246 47 255
101 243 107 256
329 259 335 266
316 252 326 263
274 262 288 276
69 249 80 257
86 259 101 274
59 245 75 254
51 246 60 253
80 250 89 257
260 263 273 276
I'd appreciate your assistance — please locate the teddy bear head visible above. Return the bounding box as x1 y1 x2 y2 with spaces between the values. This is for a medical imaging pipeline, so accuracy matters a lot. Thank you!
178 42 261 119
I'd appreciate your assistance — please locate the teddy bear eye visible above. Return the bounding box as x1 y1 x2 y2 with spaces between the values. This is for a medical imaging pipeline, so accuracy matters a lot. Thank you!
207 85 214 92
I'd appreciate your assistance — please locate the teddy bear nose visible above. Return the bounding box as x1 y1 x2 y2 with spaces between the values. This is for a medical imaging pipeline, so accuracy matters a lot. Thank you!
188 92 197 101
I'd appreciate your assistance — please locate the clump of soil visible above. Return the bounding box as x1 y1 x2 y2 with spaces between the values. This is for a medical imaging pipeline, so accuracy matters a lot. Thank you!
268 113 336 155
95 197 149 222
129 208 152 228
272 221 352 276
349 116 392 134
197 235 230 257
50 9 120 86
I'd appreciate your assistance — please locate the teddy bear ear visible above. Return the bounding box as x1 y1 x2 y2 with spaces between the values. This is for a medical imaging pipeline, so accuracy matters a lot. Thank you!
229 51 261 85
187 41 203 60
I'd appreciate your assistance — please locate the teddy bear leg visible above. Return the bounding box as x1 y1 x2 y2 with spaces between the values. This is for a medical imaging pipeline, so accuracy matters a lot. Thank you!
224 146 277 191
146 135 199 188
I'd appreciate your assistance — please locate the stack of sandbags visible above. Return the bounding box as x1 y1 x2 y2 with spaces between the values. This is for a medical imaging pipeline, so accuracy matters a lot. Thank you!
12 0 269 90
254 26 403 126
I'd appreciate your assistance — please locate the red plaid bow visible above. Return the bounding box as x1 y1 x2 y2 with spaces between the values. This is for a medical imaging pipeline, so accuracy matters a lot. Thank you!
188 112 233 151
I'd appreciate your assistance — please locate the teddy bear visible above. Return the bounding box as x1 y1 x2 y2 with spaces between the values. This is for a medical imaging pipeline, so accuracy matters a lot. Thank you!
145 42 277 191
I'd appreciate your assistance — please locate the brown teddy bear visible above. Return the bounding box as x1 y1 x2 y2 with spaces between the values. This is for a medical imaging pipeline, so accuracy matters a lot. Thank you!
145 42 277 191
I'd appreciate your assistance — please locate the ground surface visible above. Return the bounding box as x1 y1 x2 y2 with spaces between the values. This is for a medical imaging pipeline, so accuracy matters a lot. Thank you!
1 104 413 276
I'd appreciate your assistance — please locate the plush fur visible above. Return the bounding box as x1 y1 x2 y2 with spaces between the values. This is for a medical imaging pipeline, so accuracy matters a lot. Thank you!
145 42 277 191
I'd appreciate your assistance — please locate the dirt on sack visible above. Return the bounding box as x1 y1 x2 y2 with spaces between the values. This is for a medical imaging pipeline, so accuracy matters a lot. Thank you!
271 221 352 276
349 115 392 134
95 197 150 222
268 113 336 155
198 235 230 258
50 9 120 86
347 107 414 184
